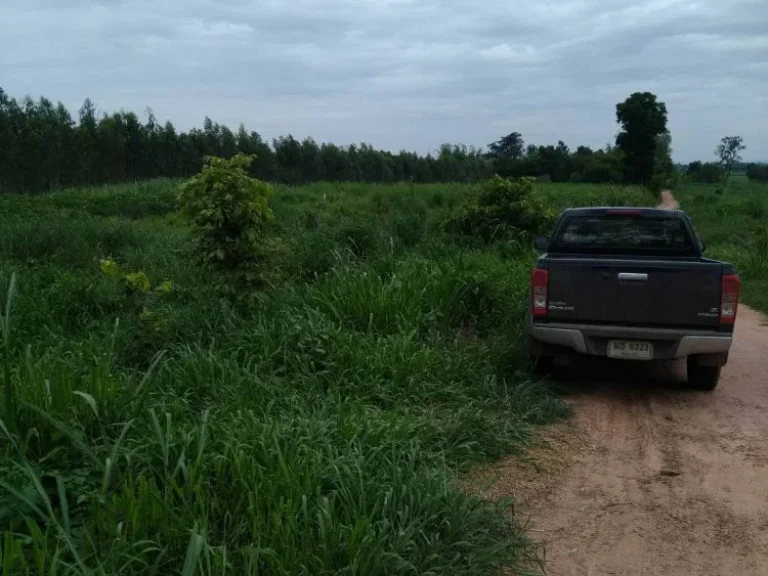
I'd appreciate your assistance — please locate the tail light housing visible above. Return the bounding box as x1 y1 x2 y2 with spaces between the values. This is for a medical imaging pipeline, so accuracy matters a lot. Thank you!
531 268 549 317
720 274 740 324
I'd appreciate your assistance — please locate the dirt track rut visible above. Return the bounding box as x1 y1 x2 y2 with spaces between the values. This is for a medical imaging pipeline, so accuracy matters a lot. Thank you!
473 193 768 575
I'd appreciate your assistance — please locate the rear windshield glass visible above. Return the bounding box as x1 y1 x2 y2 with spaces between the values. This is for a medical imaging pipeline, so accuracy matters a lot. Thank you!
550 216 696 255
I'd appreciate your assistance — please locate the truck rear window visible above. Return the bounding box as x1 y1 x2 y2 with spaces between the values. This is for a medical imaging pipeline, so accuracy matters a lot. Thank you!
550 216 697 255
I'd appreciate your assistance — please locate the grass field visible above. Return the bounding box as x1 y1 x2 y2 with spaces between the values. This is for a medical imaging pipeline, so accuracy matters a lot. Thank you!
0 177 763 574
676 176 768 313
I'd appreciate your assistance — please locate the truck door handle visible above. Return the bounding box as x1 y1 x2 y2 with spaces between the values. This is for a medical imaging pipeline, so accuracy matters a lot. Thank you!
618 273 648 281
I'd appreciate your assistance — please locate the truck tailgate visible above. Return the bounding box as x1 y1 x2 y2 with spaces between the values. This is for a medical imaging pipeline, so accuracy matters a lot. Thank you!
546 257 723 328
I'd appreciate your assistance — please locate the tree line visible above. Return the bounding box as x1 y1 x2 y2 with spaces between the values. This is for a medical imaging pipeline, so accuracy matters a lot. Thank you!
746 164 768 183
0 88 495 193
687 161 767 184
0 87 496 193
0 86 762 193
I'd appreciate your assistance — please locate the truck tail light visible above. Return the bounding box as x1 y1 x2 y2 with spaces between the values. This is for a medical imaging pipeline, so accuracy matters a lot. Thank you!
531 268 549 317
720 274 740 324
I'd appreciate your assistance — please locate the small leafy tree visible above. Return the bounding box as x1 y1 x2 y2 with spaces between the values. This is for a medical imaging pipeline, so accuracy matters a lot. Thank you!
179 153 276 297
715 136 746 186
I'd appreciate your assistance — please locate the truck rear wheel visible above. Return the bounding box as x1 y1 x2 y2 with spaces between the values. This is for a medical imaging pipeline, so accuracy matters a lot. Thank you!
687 356 721 391
530 354 554 376
527 336 554 375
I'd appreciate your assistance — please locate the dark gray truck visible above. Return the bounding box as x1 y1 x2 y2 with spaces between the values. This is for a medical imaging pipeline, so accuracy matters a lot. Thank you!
528 207 740 390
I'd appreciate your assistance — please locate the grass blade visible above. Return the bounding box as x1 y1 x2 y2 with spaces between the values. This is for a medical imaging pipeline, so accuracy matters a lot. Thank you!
73 391 99 419
56 475 72 538
181 524 203 576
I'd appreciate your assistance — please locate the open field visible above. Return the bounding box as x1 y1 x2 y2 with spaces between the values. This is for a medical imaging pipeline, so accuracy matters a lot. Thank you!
0 178 766 574
0 180 650 574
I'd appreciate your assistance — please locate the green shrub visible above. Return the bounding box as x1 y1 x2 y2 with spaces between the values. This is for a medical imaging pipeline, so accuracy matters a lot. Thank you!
446 176 551 243
178 154 276 298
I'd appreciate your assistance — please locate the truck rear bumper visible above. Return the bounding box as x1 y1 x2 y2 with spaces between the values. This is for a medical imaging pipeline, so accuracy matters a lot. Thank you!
530 322 732 360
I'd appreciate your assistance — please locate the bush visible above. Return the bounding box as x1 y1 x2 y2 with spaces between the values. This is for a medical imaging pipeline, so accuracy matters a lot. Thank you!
178 154 276 298
446 176 550 243
685 161 724 184
578 158 622 183
746 164 768 183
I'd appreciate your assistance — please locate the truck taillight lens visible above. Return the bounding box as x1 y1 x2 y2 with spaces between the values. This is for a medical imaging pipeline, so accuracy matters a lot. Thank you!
720 274 740 324
531 268 549 317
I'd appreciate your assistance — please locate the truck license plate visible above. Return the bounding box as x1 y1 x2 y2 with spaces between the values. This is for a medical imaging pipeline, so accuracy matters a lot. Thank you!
607 340 653 360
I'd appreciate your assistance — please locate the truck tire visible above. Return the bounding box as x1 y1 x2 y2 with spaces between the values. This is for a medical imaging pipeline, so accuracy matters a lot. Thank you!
527 336 554 375
531 355 554 376
687 356 721 391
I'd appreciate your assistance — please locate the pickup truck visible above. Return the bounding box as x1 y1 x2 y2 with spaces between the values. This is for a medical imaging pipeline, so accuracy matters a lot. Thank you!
527 207 740 390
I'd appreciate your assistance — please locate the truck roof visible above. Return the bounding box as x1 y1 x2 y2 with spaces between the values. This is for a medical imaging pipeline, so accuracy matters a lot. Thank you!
561 207 684 218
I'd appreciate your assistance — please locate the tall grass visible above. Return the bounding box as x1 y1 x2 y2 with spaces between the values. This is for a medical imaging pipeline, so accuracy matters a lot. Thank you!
1 274 17 434
0 179 648 574
675 178 768 313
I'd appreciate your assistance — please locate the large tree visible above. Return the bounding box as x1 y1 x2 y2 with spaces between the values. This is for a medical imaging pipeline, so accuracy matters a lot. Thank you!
654 132 674 176
715 136 746 186
615 92 668 185
488 132 524 159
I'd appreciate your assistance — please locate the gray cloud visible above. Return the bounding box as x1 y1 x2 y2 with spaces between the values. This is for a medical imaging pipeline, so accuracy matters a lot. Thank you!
2 0 766 161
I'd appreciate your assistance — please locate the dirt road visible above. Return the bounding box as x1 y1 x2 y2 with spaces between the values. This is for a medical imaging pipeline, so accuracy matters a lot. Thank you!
659 189 680 210
473 194 768 575
481 306 768 576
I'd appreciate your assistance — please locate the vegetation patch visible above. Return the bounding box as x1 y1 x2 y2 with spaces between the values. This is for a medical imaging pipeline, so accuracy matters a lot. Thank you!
2 171 763 573
676 177 768 313
0 177 583 575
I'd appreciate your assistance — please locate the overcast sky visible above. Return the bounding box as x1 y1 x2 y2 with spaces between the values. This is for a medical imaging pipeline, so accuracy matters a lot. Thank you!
2 0 766 162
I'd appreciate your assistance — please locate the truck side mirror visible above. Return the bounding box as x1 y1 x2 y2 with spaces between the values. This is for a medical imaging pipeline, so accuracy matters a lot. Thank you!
698 239 706 253
534 236 549 252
